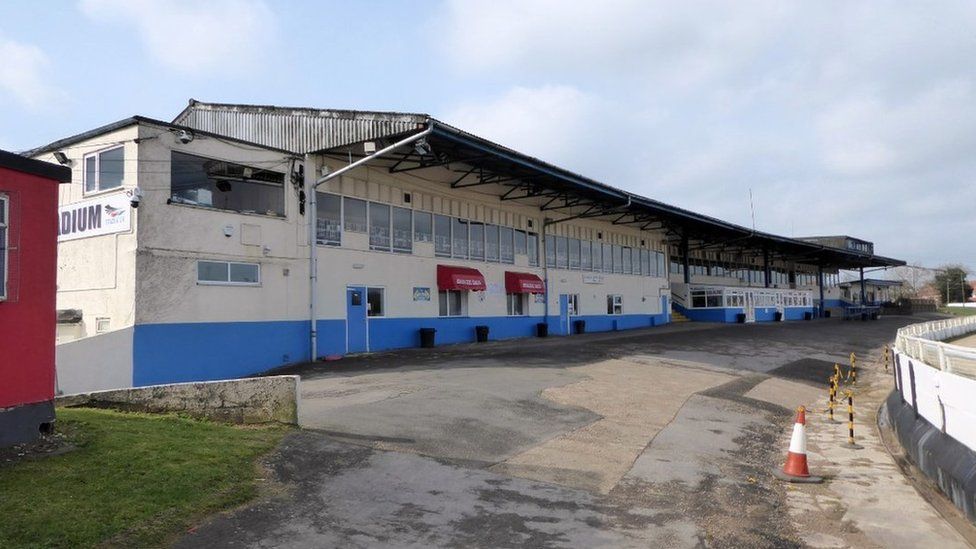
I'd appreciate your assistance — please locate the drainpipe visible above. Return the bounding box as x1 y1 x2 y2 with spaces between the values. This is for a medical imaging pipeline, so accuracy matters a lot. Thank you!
307 123 434 361
680 235 690 284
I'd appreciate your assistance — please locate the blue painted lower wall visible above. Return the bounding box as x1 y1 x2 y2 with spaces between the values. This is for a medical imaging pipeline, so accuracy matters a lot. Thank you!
133 320 309 386
674 304 814 323
132 310 671 386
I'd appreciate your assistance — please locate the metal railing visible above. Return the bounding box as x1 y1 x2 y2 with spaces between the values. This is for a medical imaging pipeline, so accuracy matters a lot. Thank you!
895 315 976 379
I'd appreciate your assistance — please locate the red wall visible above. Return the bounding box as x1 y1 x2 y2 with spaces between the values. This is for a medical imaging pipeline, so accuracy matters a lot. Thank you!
0 167 59 408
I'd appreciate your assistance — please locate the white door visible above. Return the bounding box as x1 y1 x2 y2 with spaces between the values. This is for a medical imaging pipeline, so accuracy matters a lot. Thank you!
745 292 756 323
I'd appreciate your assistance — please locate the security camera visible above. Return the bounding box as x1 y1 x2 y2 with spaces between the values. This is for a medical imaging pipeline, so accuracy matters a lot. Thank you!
128 187 144 208
177 129 194 144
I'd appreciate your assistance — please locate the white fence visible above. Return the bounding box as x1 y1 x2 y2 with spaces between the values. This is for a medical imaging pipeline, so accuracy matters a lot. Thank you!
893 315 976 451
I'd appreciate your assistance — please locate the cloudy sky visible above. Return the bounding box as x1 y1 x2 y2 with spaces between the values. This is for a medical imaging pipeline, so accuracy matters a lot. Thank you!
1 1 973 268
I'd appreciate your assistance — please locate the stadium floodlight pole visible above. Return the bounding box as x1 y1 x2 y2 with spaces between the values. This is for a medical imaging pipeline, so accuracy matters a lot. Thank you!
306 122 434 361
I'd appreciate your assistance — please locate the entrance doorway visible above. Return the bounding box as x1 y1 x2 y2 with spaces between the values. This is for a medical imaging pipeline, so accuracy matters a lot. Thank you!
346 286 368 353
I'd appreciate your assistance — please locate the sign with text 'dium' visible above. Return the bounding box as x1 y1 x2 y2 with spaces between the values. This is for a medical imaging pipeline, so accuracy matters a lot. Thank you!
58 193 131 242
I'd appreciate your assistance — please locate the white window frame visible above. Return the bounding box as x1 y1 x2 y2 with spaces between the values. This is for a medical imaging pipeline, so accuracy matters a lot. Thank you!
83 145 125 195
438 289 467 317
506 293 528 316
366 286 385 317
607 294 623 315
196 260 261 286
0 194 7 301
95 317 111 333
567 294 580 316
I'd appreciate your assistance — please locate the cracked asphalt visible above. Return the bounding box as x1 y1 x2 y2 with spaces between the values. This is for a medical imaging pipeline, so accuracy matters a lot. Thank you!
177 315 967 548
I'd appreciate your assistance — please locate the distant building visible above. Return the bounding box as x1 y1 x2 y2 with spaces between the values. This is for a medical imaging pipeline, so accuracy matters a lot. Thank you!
838 278 904 305
0 150 71 446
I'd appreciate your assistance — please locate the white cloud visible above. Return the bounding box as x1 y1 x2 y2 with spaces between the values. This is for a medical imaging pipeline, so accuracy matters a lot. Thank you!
79 0 276 73
0 36 61 109
434 1 976 266
444 86 602 168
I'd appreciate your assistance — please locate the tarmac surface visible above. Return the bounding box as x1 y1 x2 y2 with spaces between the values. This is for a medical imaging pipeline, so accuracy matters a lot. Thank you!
178 315 972 548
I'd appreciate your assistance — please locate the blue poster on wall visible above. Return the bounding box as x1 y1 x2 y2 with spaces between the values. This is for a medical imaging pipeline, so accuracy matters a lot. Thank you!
413 287 431 301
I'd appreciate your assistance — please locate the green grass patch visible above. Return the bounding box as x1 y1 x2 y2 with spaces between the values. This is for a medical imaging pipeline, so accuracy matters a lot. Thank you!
941 306 976 316
0 408 287 549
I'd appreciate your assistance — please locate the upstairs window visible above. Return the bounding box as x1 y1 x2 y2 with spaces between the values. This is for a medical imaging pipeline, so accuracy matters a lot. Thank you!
499 226 514 264
171 152 284 216
343 198 367 232
391 206 412 253
84 146 124 194
527 232 539 267
434 214 452 257
315 192 341 246
368 202 391 251
414 211 432 242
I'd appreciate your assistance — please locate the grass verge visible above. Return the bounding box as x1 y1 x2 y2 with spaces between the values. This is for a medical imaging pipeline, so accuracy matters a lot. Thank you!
941 306 976 317
0 408 287 548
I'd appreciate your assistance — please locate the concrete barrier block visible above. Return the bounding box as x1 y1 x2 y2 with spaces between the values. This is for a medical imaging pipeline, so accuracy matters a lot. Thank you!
56 376 300 425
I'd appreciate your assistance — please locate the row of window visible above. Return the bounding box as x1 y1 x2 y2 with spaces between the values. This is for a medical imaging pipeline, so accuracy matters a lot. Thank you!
544 235 666 277
316 192 543 266
672 259 841 288
688 288 813 309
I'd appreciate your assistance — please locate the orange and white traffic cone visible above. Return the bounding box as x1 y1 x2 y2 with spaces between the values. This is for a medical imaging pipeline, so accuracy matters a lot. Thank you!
773 406 823 483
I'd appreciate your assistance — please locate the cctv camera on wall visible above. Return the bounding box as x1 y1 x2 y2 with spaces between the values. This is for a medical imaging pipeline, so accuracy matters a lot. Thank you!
177 129 194 144
128 187 144 208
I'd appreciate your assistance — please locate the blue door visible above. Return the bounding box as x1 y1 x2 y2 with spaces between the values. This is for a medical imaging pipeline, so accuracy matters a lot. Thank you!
346 286 368 353
559 294 570 335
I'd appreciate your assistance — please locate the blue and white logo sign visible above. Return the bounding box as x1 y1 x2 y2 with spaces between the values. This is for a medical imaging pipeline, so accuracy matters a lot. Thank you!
413 287 431 301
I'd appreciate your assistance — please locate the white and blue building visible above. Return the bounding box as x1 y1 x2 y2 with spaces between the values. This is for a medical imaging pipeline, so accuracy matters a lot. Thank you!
28 100 904 393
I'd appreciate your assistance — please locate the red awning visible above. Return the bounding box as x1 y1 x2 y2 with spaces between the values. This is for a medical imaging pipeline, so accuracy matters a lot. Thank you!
437 265 487 291
505 271 546 294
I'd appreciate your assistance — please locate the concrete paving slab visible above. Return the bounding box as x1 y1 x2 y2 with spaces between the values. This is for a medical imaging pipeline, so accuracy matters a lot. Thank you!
491 358 734 493
744 377 823 412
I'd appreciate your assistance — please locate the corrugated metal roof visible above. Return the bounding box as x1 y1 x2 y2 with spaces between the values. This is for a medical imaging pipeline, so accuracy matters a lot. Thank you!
173 100 429 154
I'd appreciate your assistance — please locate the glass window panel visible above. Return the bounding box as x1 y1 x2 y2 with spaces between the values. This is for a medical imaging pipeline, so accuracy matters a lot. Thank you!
545 235 556 267
499 226 514 263
98 147 124 190
434 214 452 256
622 247 632 274
602 244 612 273
581 240 592 270
592 241 603 271
369 202 391 250
198 261 228 282
170 151 284 216
555 236 568 269
613 245 623 274
367 287 384 316
439 291 448 316
514 230 527 256
528 232 538 267
85 156 97 193
315 192 341 246
450 290 463 316
414 211 432 242
485 224 499 261
344 198 367 232
452 218 469 258
392 206 412 253
229 263 259 283
641 250 650 277
469 222 485 260
568 238 580 269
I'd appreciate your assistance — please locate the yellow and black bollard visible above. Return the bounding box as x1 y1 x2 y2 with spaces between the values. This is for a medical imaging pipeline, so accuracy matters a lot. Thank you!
845 389 863 449
827 375 836 421
834 363 842 383
882 345 890 373
847 352 857 385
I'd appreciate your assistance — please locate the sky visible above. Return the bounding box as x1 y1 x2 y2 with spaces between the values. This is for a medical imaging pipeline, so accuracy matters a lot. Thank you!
0 0 973 269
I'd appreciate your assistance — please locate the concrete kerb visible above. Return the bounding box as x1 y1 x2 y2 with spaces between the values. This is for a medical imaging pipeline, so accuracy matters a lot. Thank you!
56 375 300 425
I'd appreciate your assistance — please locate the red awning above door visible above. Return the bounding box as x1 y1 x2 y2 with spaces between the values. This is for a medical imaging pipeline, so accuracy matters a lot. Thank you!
437 265 487 291
505 271 545 294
